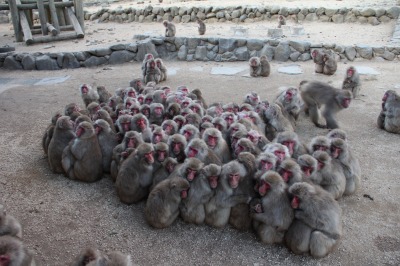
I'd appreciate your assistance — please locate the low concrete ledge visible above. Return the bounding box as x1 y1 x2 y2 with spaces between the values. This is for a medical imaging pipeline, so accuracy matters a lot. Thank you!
1 36 400 70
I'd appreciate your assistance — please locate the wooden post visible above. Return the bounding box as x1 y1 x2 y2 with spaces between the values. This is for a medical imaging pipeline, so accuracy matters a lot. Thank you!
56 7 66 26
8 0 23 42
46 22 58 36
63 7 71 25
66 7 84 38
73 0 84 33
16 0 33 44
24 9 33 28
48 0 60 32
30 32 84 44
37 0 48 35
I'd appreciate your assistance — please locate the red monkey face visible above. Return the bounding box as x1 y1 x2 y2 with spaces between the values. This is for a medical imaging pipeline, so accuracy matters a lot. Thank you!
260 160 273 171
187 147 198 158
228 173 240 189
208 176 218 189
172 142 182 155
291 196 300 209
330 146 342 159
282 141 295 156
81 85 88 94
76 126 84 137
301 166 313 177
207 135 218 148
144 152 154 164
153 133 162 144
274 150 286 163
258 180 270 196
94 125 102 135
127 138 136 148
317 160 325 170
122 122 130 132
342 98 351 108
136 118 147 130
156 150 166 162
183 130 192 141
279 169 292 183
181 189 188 199
186 168 197 181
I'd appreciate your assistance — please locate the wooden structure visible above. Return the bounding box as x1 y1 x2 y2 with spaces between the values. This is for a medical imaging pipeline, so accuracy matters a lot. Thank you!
1 0 84 45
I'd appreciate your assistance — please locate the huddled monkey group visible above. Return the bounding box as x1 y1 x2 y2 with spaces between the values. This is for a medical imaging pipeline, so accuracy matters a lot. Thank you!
38 48 400 261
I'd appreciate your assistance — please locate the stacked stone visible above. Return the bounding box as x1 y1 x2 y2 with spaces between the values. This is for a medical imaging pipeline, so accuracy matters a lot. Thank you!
84 5 400 25
2 36 400 70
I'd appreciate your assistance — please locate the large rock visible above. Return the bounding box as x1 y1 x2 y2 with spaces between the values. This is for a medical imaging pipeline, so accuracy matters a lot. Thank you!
182 15 191 23
219 38 237 53
274 42 291 61
246 39 264 51
356 45 373 59
3 56 22 70
87 48 112 57
324 8 338 16
187 38 200 49
21 54 36 70
289 40 310 53
136 39 158 61
234 47 249 61
110 44 126 51
387 7 400 19
109 50 135 64
332 14 344 23
178 45 187 60
259 44 274 61
83 56 108 67
360 8 375 17
195 46 207 60
305 13 318 21
126 43 138 53
232 10 241 18
289 51 301 61
36 54 59 70
62 53 80 69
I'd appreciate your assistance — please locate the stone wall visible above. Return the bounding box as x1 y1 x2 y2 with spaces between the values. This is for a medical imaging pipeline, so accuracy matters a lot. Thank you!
1 36 400 70
85 5 400 25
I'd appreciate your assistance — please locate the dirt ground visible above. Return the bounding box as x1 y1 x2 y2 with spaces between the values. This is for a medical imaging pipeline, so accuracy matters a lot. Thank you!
0 0 400 265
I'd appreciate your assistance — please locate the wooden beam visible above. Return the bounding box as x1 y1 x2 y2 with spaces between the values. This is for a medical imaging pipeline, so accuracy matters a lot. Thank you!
15 0 33 44
46 22 58 36
48 0 60 32
73 0 84 33
31 24 73 34
8 0 23 42
66 6 83 38
29 31 83 44
56 7 66 26
0 4 9 10
16 2 73 9
36 0 48 35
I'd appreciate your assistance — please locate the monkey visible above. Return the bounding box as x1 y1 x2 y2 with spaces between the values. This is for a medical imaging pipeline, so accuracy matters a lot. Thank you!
93 109 116 133
342 66 361 98
116 114 132 139
123 97 136 110
144 59 161 85
154 58 167 82
87 102 100 121
107 95 123 111
326 128 347 141
239 103 254 112
311 49 326 74
249 57 261 77
244 92 261 107
191 89 208 109
212 117 229 139
323 53 337 75
230 128 248 153
131 113 152 142
205 158 252 228
206 103 223 117
221 112 236 128
173 115 186 131
202 128 231 163
161 120 178 136
277 15 286 28
254 152 278 179
79 83 99 107
145 176 190 229
124 87 136 99
300 80 353 129
152 90 167 107
263 143 290 166
185 113 202 129
234 138 261 158
153 142 169 172
185 138 222 166
285 182 342 258
179 124 200 143
42 110 62 155
115 143 154 204
149 103 164 126
151 126 168 145
330 138 361 196
197 18 206 35
297 154 318 180
140 104 151 119
259 55 271 77
200 122 214 137
246 129 269 151
47 116 76 174
163 20 176 37
164 103 180 120
141 53 154 77
276 158 303 186
71 247 102 266
151 157 179 189
311 150 346 200
180 107 193 117
0 205 22 238
72 248 132 266
129 78 144 94
274 86 303 121
64 103 86 120
0 235 36 265
251 171 293 244
308 135 330 154
202 164 222 191
94 119 118 174
263 103 294 140
187 103 204 118
167 134 187 163
274 131 307 159
249 198 263 213
114 87 126 99
378 90 400 133
96 85 112 104
62 122 103 182
73 115 91 133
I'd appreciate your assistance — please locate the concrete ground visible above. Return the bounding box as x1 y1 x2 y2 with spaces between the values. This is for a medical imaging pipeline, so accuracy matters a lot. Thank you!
0 58 399 265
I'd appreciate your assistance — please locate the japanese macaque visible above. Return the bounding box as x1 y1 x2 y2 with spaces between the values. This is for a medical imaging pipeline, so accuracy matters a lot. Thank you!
323 53 337 75
185 138 222 166
0 235 36 265
155 58 167 82
42 111 62 155
234 138 260 158
205 158 252 228
200 122 214 136
263 143 290 166
188 103 204 118
116 143 155 204
162 120 178 136
73 115 91 133
274 131 307 159
212 117 228 135
71 247 101 266
116 114 132 137
326 128 347 141
94 119 118 173
141 53 154 77
145 176 190 229
275 86 303 121
72 248 132 266
87 102 100 120
259 55 271 77
330 138 361 196
191 89 208 109
249 57 261 77
163 20 176 37
308 135 330 154
131 114 152 142
277 158 303 186
151 126 168 144
342 66 361 98
221 112 236 128
249 198 263 213
285 182 342 258
80 83 99 107
153 90 167 106
140 104 151 119
244 92 260 107
185 113 202 129
144 59 161 84
255 152 278 181
179 124 200 142
277 15 286 28
96 85 112 104
311 151 346 200
206 103 223 117
252 171 293 244
129 78 144 94
197 18 206 35
300 80 352 129
240 103 254 112
202 128 231 163
48 116 75 174
297 154 318 179
311 49 326 74
152 157 179 189
62 122 103 182
153 142 169 171
230 129 248 152
107 95 123 110
149 103 164 125
165 103 180 120
247 129 270 151
377 90 400 134
0 205 22 238
263 103 294 139
64 103 83 120
94 109 116 132
115 87 126 99
168 134 187 163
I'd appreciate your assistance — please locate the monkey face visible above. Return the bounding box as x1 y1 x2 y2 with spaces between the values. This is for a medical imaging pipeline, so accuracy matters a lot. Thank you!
330 145 342 159
144 151 154 164
274 150 286 163
156 150 167 162
301 165 313 177
187 147 198 158
282 140 295 156
81 85 89 94
257 180 270 196
208 176 218 189
259 160 274 171
186 168 197 181
228 173 240 189
279 169 292 183
291 196 300 209
207 135 218 149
